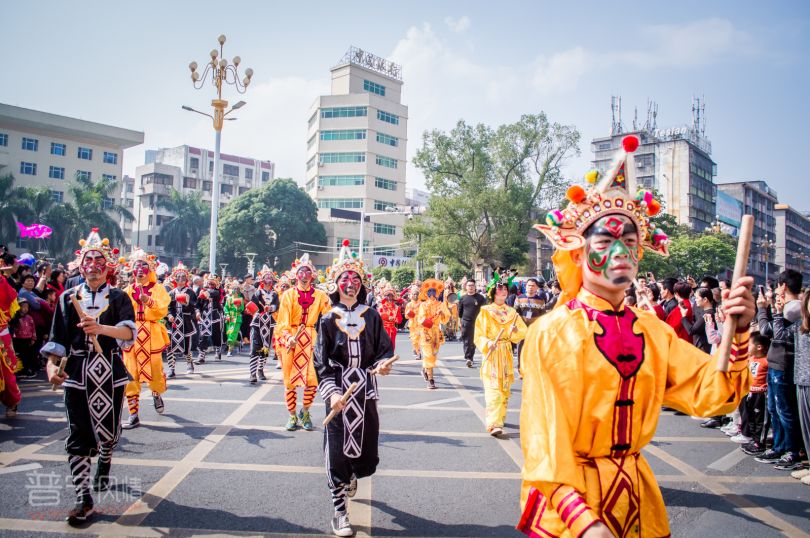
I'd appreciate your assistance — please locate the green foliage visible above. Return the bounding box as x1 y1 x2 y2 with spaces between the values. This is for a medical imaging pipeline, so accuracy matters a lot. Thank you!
391 266 415 289
407 113 580 271
157 189 210 261
639 231 736 279
371 266 392 282
199 179 325 274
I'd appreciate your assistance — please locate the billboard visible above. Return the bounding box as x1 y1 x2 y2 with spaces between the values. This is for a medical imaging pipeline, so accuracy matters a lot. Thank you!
372 255 410 268
716 191 743 229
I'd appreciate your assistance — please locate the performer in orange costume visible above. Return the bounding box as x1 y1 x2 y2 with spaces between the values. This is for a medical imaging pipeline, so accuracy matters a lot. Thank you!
377 284 402 352
416 279 451 390
404 285 421 359
518 136 755 538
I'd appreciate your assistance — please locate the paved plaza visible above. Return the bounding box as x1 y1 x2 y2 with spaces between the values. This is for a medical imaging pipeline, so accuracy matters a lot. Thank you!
0 335 808 537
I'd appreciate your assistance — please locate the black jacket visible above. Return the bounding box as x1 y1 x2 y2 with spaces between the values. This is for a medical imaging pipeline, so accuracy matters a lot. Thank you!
458 293 486 325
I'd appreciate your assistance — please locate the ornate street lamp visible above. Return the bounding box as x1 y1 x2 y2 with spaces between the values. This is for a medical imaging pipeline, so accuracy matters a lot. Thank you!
183 34 253 271
245 252 257 276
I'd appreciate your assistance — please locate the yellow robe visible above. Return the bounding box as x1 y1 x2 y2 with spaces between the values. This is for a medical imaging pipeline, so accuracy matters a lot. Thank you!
417 299 451 369
276 286 331 389
405 299 421 355
474 303 527 429
519 288 750 538
123 282 171 397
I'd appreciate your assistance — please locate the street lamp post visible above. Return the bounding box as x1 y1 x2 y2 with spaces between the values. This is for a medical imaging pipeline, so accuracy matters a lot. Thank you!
245 252 257 276
184 34 253 271
761 234 775 286
219 263 228 278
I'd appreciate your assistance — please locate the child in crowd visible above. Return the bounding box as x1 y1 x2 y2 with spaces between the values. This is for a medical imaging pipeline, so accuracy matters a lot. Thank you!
10 299 37 378
739 332 770 455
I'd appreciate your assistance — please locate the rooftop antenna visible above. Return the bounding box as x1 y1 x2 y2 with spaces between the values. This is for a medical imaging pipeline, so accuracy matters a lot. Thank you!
645 99 658 132
611 95 624 135
632 106 639 131
692 95 706 136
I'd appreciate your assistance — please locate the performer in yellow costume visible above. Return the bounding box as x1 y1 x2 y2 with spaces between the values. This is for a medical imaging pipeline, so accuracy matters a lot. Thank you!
404 285 421 359
121 249 171 430
518 135 755 538
474 282 527 436
416 279 451 389
276 253 331 431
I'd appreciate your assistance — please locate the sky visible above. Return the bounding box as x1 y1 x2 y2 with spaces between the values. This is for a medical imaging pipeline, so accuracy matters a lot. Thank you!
4 1 810 209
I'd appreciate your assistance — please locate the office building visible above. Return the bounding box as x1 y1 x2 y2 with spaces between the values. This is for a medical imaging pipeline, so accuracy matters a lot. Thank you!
774 203 810 284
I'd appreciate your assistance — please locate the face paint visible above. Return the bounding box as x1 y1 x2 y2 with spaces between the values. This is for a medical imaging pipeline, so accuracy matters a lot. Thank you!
585 215 639 286
427 288 437 299
133 261 150 281
337 271 361 297
262 274 273 285
81 251 107 276
297 267 312 284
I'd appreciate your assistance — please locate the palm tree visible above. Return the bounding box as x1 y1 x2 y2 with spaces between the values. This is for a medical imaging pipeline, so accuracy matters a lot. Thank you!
68 173 134 246
157 189 210 260
0 173 29 245
15 187 60 255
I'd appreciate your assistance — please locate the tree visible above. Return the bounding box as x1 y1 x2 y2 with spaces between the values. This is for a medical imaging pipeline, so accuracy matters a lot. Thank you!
391 266 415 289
157 189 210 261
406 114 580 272
200 179 325 274
15 187 59 255
639 231 736 280
68 173 134 246
371 267 392 282
0 174 29 244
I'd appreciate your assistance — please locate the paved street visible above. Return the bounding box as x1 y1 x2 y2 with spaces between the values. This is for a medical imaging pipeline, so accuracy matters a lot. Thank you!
0 334 808 537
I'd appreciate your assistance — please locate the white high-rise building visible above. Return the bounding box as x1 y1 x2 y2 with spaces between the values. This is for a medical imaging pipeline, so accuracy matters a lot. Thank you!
305 47 408 269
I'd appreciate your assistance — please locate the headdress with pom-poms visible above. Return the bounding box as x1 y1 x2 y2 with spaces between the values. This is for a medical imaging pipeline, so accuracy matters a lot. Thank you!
75 228 120 268
124 248 158 283
256 264 275 280
419 278 444 302
534 135 669 257
325 239 371 302
290 253 317 274
169 261 191 287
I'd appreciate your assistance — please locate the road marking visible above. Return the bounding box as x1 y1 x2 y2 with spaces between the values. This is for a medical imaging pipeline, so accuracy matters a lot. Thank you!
408 396 465 408
0 462 42 475
352 475 373 538
707 447 749 472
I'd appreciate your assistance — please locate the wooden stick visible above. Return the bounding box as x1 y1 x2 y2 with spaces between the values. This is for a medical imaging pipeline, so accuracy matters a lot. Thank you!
716 214 754 372
484 328 506 363
323 381 359 426
51 357 67 392
287 324 306 348
69 295 104 355
371 355 399 375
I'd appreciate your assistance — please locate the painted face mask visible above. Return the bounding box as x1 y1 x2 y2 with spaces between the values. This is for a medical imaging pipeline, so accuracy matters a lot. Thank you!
81 250 107 276
584 215 639 287
337 271 361 296
297 267 313 284
133 260 150 280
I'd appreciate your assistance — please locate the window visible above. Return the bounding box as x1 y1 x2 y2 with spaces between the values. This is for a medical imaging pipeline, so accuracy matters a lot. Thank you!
154 235 163 247
209 161 214 172
363 79 386 96
20 162 37 175
76 170 92 181
335 239 369 249
203 181 212 191
126 183 134 193
374 177 397 191
223 164 239 177
319 175 364 186
374 223 396 235
261 171 270 182
306 178 316 191
102 196 114 210
102 174 117 182
239 186 249 195
143 172 173 186
190 157 200 171
376 155 397 169
317 198 364 209
308 112 318 128
376 132 398 147
103 151 118 164
321 106 368 119
320 129 367 141
77 147 93 160
245 168 253 180
50 190 64 203
320 152 365 164
377 110 399 125
373 247 395 256
22 137 38 151
51 142 66 156
0 133 7 147
147 235 152 246
183 177 197 189
49 166 65 180
221 184 233 195
307 134 317 150
374 200 395 211
125 199 134 208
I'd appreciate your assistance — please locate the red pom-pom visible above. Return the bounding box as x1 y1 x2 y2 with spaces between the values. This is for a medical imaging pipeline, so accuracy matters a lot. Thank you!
342 239 350 247
566 185 586 204
647 199 661 216
112 248 119 254
622 135 639 153
91 227 99 232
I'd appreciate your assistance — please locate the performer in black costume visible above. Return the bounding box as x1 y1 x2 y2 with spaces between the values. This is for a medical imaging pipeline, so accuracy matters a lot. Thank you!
248 265 279 383
315 241 394 537
166 262 197 376
43 229 136 526
196 274 224 364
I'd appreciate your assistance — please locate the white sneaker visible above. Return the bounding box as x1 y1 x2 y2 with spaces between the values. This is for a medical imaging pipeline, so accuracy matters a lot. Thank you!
801 475 810 486
722 426 740 437
791 468 810 479
730 434 752 444
489 427 503 437
331 513 353 537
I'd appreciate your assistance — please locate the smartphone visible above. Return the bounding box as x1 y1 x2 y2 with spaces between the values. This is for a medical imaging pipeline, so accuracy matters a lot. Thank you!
758 285 765 296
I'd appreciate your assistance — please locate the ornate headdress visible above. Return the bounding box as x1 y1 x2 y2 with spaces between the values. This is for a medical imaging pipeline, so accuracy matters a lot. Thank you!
325 239 371 302
534 135 669 256
290 253 317 274
419 278 444 301
170 261 191 285
124 248 158 283
256 264 274 280
75 228 120 268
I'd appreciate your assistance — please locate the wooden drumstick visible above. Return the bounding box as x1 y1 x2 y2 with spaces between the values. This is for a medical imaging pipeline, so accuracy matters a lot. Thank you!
716 214 754 372
371 355 399 375
323 382 359 427
70 295 103 355
51 357 67 392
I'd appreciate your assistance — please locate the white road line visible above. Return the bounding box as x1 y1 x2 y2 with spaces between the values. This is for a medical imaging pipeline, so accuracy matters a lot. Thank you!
707 447 749 472
0 462 43 475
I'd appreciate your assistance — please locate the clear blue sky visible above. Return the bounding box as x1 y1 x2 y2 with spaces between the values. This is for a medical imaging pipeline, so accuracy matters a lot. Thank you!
4 1 809 209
